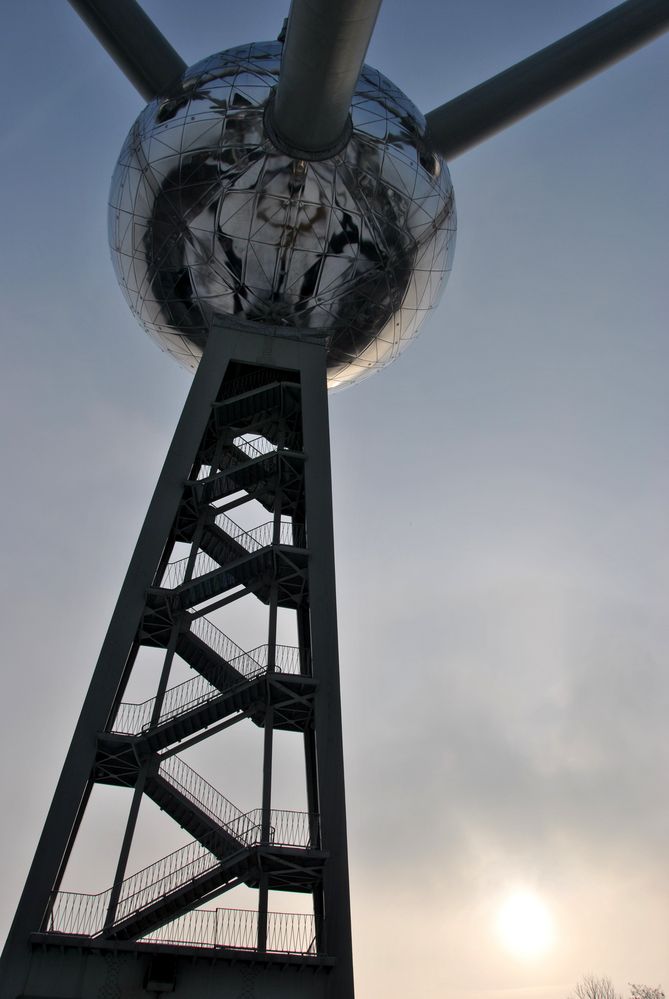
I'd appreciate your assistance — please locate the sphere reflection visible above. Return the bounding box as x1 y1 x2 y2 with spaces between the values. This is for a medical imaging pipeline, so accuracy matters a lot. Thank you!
109 42 457 389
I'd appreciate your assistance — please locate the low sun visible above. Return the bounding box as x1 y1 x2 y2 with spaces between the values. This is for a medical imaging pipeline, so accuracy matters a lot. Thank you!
496 890 555 959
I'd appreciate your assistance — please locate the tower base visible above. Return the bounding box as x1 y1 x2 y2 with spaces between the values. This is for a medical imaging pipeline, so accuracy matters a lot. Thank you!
23 937 333 998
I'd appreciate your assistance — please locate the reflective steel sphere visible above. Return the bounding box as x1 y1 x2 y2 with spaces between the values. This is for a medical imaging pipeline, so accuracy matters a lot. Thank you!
109 41 456 389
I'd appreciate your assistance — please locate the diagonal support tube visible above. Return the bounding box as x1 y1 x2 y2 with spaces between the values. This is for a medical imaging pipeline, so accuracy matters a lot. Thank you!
67 0 187 102
267 0 383 158
425 0 669 160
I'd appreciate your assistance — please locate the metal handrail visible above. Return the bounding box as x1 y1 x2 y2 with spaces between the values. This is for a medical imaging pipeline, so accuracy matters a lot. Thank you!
195 434 291 482
114 836 234 923
268 809 319 848
231 435 277 460
158 756 264 845
157 758 317 850
160 550 219 590
47 811 316 933
45 806 319 935
190 616 263 676
112 672 220 735
45 835 235 935
215 513 306 552
112 614 304 736
223 431 302 461
144 906 319 954
247 643 305 673
159 511 306 590
46 889 110 937
47 898 319 954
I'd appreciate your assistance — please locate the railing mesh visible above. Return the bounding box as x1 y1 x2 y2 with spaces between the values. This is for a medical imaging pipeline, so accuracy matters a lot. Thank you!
45 836 227 936
160 550 219 590
113 837 228 924
196 435 280 481
158 756 263 845
46 809 318 934
231 435 278 460
47 889 110 937
159 515 305 591
214 514 305 552
191 616 264 677
47 898 318 954
112 671 221 735
144 906 319 954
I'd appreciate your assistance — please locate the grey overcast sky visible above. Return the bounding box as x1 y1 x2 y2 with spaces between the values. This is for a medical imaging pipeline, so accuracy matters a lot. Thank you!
1 3 668 997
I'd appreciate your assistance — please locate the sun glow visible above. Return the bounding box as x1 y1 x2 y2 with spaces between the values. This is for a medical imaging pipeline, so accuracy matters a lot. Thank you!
496 890 555 959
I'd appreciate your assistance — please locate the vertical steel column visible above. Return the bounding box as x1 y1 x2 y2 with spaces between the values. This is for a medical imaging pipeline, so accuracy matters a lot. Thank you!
299 343 354 998
147 624 180 729
257 700 274 952
103 767 148 928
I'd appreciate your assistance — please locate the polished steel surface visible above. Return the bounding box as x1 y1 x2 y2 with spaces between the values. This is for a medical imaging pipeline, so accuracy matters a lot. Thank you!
109 42 456 389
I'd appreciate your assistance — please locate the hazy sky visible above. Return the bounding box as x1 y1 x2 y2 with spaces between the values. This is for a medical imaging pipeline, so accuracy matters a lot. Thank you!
1 3 668 998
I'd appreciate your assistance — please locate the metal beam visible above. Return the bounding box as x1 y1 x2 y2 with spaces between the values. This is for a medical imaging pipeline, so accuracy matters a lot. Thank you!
67 0 187 102
425 0 669 160
267 0 383 158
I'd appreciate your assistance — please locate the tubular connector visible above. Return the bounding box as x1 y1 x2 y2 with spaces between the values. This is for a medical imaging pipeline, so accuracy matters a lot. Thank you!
267 0 382 159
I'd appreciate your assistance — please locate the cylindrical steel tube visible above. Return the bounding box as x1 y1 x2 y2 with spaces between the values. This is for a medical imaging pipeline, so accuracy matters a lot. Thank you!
67 0 186 102
425 0 669 160
269 0 383 158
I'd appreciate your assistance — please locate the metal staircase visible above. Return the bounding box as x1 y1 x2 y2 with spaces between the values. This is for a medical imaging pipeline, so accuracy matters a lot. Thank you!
107 617 314 751
47 837 254 942
191 437 305 516
145 756 263 857
76 358 324 938
147 510 309 612
47 748 322 943
7 334 351 993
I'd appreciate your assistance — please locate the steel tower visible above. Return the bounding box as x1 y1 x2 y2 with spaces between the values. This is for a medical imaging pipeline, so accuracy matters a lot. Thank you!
2 2 669 997
2 322 353 997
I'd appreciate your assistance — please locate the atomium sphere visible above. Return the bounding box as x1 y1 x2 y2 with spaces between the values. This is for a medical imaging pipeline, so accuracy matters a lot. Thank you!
109 42 457 390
